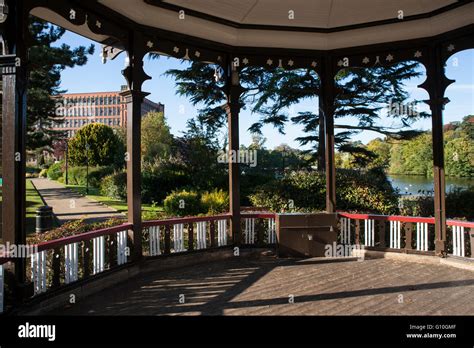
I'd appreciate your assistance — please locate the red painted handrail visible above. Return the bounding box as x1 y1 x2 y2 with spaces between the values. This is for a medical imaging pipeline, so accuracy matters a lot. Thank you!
241 212 277 219
337 212 474 228
35 223 133 252
142 213 231 227
28 213 277 253
142 212 276 227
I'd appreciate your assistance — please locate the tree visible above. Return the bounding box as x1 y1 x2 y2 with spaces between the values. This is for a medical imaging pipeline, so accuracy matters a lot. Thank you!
141 112 173 162
164 61 428 169
168 119 227 191
68 124 124 167
388 133 432 176
27 18 94 151
366 138 391 169
255 64 428 166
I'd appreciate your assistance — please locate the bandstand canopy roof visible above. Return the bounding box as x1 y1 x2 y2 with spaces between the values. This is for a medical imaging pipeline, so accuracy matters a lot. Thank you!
30 0 474 51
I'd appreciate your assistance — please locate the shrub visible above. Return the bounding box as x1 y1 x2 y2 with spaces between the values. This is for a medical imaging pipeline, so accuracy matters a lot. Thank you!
100 171 127 199
65 166 114 187
27 217 125 245
39 168 48 178
46 161 64 180
163 190 202 217
400 186 474 220
201 189 229 214
249 169 399 215
141 159 189 204
142 210 167 221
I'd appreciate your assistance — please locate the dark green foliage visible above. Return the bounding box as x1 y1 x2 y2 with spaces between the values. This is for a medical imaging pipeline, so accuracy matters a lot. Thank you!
27 18 94 151
46 161 63 180
65 166 114 187
68 124 125 167
141 159 189 204
400 187 474 220
249 169 399 215
100 171 127 200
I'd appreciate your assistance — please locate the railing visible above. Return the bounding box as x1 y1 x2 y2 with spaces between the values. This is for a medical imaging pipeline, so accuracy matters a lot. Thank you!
28 223 133 297
142 212 277 255
241 213 277 246
1 210 472 314
0 212 278 313
337 212 474 258
142 214 232 255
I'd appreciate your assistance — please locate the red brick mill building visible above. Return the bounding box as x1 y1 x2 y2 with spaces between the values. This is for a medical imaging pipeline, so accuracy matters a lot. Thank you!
52 85 164 138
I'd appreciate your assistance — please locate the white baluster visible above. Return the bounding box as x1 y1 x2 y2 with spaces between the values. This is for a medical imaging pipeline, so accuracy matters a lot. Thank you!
149 226 161 256
93 236 105 274
423 223 428 251
117 230 128 265
346 218 351 244
420 223 425 251
250 218 254 244
390 221 393 248
173 224 185 252
390 221 401 249
31 251 47 295
65 242 79 284
416 223 420 251
245 219 248 244
196 221 207 250
397 221 401 249
217 220 227 247
268 218 276 244
452 226 465 257
365 219 374 247
0 264 4 313
341 218 346 244
245 218 255 244
416 223 428 251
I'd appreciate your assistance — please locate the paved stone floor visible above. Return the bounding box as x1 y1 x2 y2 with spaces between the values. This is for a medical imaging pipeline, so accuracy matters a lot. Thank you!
49 257 474 315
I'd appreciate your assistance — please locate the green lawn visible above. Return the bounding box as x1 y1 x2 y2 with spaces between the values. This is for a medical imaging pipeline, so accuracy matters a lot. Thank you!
65 184 164 216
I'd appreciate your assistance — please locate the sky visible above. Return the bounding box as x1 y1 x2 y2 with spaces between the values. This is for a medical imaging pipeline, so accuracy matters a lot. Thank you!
56 30 474 150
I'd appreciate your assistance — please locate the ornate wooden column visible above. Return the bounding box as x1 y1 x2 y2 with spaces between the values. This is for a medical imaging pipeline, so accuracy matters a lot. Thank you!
420 44 451 256
121 31 150 260
225 59 242 245
1 0 28 296
320 56 337 213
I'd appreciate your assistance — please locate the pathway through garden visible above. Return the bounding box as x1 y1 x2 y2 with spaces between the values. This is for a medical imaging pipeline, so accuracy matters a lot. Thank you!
31 178 125 225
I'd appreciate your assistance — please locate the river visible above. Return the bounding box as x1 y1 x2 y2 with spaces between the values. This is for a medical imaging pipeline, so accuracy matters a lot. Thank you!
387 174 473 195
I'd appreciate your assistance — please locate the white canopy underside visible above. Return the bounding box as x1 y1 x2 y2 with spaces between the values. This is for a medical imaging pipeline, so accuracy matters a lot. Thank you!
33 0 474 50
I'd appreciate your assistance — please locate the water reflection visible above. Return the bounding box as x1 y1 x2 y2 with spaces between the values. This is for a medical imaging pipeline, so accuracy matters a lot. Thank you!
388 174 473 195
